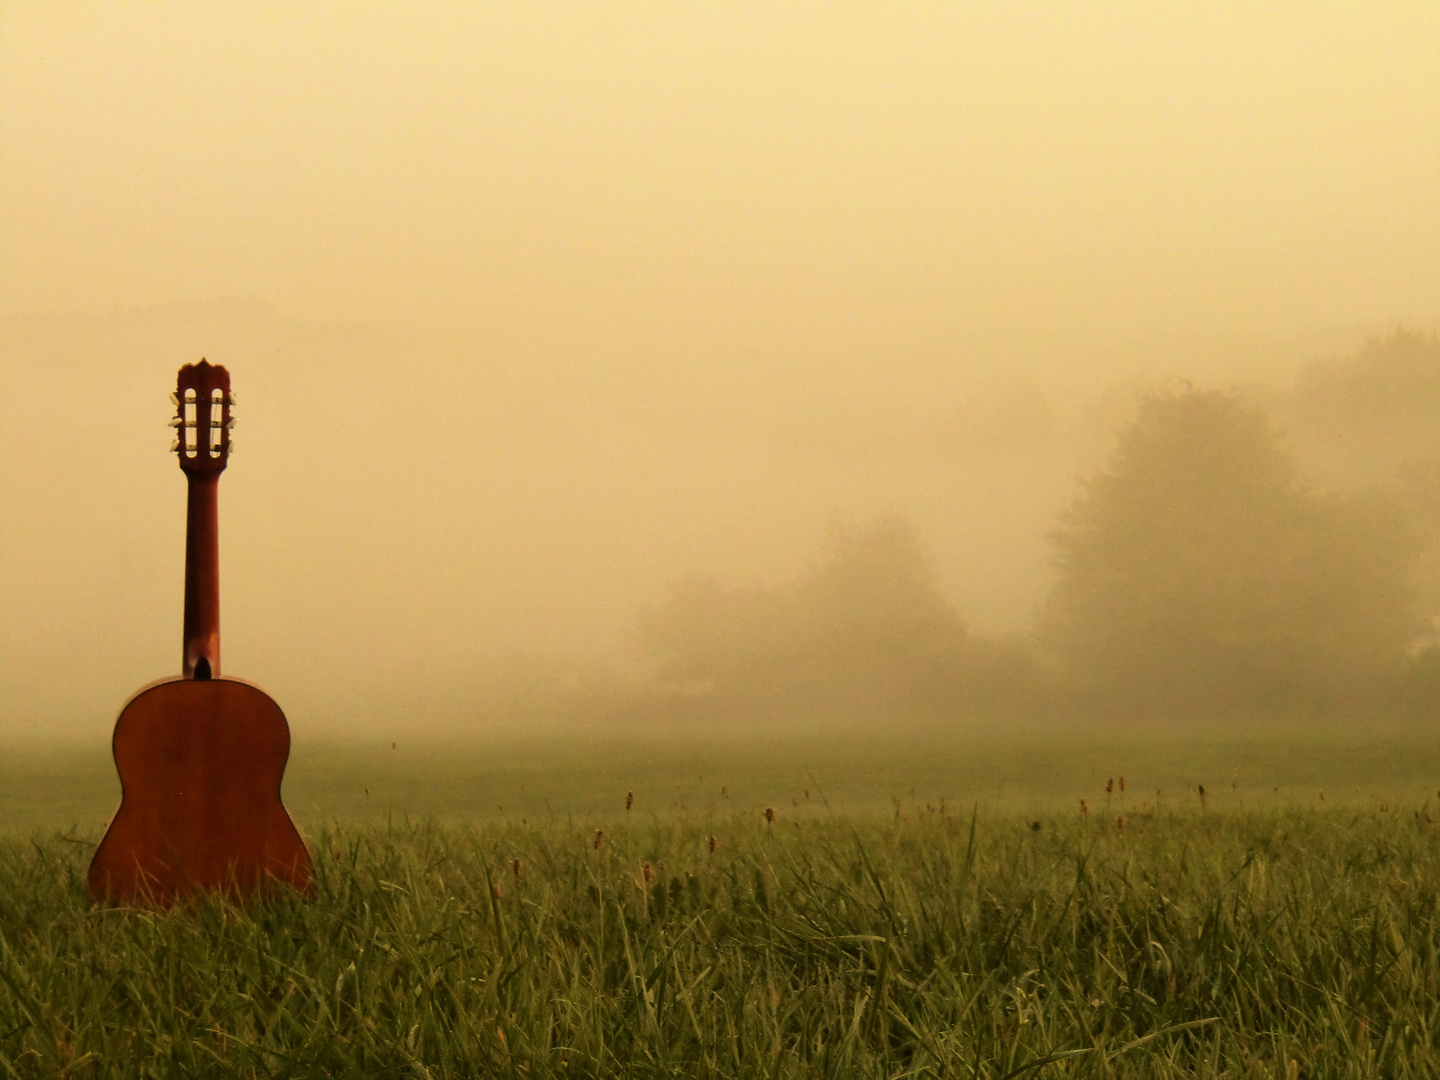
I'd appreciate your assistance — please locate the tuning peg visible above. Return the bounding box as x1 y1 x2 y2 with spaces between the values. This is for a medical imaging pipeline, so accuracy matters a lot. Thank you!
227 391 238 406
169 392 179 406
168 416 183 428
170 438 180 452
226 417 237 429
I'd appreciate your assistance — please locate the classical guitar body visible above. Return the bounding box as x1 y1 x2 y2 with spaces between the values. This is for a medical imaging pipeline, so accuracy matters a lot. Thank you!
89 359 313 906
89 678 312 904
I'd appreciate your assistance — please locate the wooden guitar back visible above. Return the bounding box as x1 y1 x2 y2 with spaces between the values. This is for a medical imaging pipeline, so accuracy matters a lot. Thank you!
88 677 313 904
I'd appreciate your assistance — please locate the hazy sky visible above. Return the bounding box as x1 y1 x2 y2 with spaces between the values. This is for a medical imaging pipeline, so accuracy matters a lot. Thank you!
2 2 1437 740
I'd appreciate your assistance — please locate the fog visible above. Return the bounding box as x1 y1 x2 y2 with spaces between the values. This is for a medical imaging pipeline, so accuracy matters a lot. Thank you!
2 3 1437 742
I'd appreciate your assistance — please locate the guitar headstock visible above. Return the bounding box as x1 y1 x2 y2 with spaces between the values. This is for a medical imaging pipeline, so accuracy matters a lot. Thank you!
171 360 235 475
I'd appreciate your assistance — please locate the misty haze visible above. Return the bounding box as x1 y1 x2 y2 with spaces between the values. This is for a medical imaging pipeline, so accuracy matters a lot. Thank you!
6 311 1440 744
3 5 1437 750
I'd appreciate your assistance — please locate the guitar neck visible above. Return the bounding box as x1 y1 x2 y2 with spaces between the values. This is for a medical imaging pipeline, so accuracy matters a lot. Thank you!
173 358 234 680
183 472 221 679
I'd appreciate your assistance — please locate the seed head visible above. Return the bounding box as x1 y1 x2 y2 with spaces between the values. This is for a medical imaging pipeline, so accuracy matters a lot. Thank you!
511 858 522 879
764 806 775 824
1115 816 1126 830
1030 820 1041 832
625 791 634 812
1119 776 1126 793
707 834 717 854
593 829 605 850
642 861 654 886
1105 778 1114 795
1080 799 1089 816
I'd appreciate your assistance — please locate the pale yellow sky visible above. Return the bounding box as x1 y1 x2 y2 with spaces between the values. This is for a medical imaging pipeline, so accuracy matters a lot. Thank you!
4 3 1436 345
1 2 1437 740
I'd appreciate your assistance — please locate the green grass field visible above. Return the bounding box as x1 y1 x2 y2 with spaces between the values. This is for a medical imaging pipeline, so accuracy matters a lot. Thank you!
3 725 1440 1076
7 722 1440 831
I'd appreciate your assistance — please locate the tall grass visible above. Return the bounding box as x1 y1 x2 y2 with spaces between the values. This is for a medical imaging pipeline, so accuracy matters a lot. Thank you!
2 803 1439 1077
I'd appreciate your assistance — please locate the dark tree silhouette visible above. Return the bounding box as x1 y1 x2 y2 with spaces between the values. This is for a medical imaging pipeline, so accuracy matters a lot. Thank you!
1043 387 1418 717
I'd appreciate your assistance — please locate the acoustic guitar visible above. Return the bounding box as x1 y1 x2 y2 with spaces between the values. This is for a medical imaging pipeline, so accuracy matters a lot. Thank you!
88 360 313 904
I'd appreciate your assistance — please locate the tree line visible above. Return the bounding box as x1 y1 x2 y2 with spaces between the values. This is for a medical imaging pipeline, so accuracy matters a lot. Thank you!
637 331 1440 724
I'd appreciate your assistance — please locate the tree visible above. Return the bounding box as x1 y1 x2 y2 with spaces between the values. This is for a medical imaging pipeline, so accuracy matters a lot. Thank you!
637 515 973 719
1042 387 1419 717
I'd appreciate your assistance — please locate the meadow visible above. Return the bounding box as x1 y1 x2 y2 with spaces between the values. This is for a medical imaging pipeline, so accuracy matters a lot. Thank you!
2 724 1440 1077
